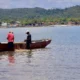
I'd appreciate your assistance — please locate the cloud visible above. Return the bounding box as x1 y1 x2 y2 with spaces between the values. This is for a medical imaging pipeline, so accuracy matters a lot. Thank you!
10 0 37 8
46 0 80 8
0 0 79 9
0 0 10 8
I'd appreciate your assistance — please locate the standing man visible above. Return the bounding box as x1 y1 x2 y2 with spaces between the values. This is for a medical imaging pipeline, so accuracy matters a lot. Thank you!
25 31 32 49
7 31 14 51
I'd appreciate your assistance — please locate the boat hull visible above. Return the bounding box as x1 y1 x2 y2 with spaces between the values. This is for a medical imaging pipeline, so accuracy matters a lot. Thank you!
0 39 51 51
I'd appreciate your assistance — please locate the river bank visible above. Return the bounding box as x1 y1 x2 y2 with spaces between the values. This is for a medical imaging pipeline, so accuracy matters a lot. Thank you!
0 24 80 28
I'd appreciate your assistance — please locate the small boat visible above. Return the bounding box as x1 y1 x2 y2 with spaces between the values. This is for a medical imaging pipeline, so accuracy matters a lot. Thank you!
0 39 51 51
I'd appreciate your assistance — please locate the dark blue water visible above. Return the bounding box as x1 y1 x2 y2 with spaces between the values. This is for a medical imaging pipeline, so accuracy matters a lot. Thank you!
0 26 80 80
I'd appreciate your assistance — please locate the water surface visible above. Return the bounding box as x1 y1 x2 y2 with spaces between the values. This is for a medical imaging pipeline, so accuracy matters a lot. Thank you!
0 26 80 80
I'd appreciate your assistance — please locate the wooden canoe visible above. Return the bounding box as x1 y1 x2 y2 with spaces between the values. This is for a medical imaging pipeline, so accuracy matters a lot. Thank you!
0 39 51 51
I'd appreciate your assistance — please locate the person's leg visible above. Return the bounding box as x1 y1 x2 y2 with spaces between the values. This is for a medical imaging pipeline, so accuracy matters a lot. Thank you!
27 42 30 49
8 42 11 48
8 42 14 51
11 42 14 51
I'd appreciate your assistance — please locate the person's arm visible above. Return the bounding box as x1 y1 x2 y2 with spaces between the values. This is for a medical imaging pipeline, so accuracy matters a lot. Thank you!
24 36 27 42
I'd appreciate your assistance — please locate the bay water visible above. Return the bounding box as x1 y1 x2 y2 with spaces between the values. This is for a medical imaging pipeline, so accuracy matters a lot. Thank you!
0 26 80 80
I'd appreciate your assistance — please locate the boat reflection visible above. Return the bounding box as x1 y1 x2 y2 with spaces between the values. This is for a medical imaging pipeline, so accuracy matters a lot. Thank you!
0 50 33 65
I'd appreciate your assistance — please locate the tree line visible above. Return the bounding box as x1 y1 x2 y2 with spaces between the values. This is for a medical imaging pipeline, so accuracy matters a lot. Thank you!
0 5 80 26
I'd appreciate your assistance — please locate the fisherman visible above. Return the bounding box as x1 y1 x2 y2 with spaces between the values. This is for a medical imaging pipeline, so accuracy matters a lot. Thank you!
7 31 14 51
25 31 32 49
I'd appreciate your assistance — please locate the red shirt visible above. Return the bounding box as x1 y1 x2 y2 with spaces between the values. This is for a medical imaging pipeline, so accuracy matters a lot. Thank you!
7 33 14 42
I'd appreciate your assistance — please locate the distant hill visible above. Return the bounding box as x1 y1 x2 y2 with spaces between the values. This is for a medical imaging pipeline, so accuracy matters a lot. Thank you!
0 5 80 20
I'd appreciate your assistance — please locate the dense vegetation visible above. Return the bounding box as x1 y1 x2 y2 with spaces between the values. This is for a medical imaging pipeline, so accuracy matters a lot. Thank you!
0 5 80 26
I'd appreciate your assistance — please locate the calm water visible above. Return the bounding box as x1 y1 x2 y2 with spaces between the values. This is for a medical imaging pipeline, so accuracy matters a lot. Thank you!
0 26 80 80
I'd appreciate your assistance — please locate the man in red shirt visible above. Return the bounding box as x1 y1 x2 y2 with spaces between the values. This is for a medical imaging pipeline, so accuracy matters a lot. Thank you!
7 31 14 51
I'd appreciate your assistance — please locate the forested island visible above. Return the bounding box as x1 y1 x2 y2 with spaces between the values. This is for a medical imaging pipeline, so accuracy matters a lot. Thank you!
0 5 80 27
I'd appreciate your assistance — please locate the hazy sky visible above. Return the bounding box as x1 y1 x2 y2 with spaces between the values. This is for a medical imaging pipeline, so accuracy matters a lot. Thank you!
0 0 80 9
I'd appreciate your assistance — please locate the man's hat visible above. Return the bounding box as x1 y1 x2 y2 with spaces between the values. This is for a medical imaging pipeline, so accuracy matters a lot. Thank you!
26 30 29 34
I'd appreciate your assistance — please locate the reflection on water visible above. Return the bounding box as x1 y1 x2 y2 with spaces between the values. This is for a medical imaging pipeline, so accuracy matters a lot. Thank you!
0 45 80 80
0 51 15 65
0 49 52 80
8 52 15 65
27 50 32 63
0 50 33 65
